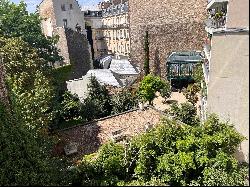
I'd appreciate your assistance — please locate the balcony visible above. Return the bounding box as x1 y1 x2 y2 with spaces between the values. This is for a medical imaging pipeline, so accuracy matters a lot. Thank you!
205 13 226 34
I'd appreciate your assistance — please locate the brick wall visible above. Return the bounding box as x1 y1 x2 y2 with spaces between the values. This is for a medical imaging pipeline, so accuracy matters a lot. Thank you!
129 0 207 77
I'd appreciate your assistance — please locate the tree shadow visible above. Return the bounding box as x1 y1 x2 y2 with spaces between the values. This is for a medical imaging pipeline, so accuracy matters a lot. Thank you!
163 99 178 105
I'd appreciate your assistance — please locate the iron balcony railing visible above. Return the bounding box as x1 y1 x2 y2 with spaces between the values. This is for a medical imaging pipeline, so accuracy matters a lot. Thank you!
101 24 129 29
205 17 226 29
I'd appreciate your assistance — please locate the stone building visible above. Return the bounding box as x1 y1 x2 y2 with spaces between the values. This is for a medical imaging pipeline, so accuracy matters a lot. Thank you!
128 0 207 76
201 0 249 163
38 0 93 79
98 0 130 60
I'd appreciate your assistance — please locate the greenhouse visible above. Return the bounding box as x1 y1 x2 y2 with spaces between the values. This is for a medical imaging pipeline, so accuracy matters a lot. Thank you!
166 51 203 88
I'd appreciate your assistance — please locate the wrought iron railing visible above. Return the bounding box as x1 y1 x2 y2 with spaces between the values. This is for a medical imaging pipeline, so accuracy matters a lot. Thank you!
205 17 226 29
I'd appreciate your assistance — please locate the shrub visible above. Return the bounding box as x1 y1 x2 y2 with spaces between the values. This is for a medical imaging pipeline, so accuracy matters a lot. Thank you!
111 89 138 114
137 74 171 105
74 115 248 186
183 83 201 105
166 102 200 126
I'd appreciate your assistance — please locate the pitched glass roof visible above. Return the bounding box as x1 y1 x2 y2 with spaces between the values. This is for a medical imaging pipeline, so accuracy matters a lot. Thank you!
166 51 203 64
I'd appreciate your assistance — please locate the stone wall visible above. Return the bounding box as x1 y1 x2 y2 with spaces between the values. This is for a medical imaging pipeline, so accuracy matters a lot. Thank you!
129 0 207 77
54 27 71 66
65 28 93 79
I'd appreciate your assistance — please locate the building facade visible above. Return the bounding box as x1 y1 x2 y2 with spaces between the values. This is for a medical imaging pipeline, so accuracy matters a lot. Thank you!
39 0 93 79
128 0 207 77
98 0 130 60
202 0 249 163
84 10 107 60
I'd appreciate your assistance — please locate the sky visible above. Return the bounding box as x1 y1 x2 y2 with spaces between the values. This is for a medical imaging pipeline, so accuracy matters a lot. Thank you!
10 0 101 12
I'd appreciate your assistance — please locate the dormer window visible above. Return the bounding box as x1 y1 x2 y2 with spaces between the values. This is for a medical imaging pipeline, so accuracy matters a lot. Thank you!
61 4 66 11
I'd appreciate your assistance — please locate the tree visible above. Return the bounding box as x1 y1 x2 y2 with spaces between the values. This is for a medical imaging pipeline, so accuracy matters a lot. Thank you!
144 30 150 75
183 83 201 105
80 76 112 120
59 91 81 121
0 0 62 64
137 74 171 105
0 101 73 186
166 102 200 126
74 114 248 186
111 89 138 114
0 37 54 132
192 63 204 84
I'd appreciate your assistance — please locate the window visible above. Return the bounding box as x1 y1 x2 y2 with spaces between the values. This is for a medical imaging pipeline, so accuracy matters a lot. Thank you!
63 19 67 28
61 4 66 11
70 4 73 10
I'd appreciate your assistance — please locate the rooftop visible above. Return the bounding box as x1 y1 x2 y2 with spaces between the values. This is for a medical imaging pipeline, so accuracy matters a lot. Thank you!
87 69 121 87
57 107 163 160
109 59 139 75
167 51 203 64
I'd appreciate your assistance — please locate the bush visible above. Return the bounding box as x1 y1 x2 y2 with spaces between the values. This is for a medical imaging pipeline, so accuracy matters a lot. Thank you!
137 74 171 105
111 89 138 114
183 83 201 105
166 102 200 126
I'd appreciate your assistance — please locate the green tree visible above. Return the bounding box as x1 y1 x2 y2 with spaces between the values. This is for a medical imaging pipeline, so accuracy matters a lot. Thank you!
0 101 73 185
0 37 54 132
183 83 201 105
80 76 112 120
111 89 138 114
192 63 204 84
166 102 200 126
137 74 171 105
74 114 248 186
144 30 150 75
59 91 81 121
0 0 62 64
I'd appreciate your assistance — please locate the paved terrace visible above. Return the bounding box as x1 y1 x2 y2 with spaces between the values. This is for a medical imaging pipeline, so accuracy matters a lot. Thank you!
56 107 163 159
